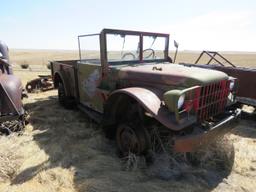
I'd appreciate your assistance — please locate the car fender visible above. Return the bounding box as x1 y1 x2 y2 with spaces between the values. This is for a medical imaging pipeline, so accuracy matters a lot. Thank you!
106 87 194 131
54 72 69 96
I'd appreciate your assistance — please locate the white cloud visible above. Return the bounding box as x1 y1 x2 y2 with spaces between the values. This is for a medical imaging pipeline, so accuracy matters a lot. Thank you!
168 10 256 51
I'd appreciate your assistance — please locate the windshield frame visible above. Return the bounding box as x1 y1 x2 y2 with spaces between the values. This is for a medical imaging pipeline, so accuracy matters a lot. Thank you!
101 28 170 65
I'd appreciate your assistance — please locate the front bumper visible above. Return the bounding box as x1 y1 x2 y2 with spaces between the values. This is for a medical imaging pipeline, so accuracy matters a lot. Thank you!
173 109 241 152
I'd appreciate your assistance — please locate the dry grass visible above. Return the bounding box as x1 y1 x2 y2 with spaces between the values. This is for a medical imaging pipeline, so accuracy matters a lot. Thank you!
9 49 78 66
0 50 255 191
0 88 254 192
174 51 256 68
8 49 256 68
0 134 25 182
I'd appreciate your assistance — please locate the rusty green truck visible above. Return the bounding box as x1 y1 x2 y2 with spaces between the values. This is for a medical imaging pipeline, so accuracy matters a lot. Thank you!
51 29 241 155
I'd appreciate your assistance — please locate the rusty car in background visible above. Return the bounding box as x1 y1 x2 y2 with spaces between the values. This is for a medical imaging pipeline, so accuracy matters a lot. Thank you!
51 29 241 155
0 41 26 135
26 75 53 93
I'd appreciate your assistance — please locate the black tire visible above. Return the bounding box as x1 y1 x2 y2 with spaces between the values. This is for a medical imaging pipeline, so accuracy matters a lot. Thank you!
58 82 66 105
25 83 34 93
116 104 151 156
58 82 75 109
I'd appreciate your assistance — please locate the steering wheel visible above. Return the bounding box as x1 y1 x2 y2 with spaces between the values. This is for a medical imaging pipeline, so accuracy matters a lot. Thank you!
121 52 136 60
143 48 155 59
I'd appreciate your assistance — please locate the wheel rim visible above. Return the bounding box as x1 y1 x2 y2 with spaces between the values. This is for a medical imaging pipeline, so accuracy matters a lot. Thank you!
26 84 33 93
117 124 145 155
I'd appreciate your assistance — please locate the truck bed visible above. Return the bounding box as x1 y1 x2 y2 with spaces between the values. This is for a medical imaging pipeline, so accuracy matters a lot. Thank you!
52 60 78 66
51 60 79 99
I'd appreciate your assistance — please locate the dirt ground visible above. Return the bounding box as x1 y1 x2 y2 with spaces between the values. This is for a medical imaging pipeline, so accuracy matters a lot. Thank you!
0 50 255 192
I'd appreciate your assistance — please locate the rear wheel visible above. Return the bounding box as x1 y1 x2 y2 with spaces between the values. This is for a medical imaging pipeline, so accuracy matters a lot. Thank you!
58 82 66 105
58 82 75 109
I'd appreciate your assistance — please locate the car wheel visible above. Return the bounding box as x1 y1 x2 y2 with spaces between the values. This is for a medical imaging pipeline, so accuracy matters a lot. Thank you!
58 82 75 109
58 82 66 106
116 104 151 156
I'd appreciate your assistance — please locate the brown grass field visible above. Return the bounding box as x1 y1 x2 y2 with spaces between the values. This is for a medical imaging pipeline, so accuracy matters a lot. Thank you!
0 49 255 192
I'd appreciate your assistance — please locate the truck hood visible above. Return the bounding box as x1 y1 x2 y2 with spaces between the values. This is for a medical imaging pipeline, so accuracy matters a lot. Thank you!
117 63 228 87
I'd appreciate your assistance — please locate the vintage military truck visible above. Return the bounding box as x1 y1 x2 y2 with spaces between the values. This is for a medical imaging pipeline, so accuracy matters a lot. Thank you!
51 29 241 155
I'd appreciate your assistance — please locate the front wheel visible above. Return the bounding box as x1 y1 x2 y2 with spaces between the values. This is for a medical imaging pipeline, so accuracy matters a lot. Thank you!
116 123 150 156
115 104 151 156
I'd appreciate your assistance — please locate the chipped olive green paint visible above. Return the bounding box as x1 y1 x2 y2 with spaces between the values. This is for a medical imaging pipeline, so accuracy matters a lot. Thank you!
117 63 228 88
77 61 103 112
53 28 238 140
77 61 228 116
164 89 183 112
163 86 200 122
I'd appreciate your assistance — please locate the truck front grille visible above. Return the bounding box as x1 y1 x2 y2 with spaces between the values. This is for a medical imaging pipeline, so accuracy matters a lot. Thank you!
197 80 230 121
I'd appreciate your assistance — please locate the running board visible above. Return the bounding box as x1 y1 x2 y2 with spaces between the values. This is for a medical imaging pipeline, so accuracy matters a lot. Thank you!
77 104 102 124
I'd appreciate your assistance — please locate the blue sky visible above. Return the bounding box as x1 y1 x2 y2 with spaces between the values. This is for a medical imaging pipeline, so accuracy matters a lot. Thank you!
1 0 256 51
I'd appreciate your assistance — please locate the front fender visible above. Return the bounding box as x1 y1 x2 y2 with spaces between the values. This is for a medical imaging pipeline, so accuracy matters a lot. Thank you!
109 87 195 131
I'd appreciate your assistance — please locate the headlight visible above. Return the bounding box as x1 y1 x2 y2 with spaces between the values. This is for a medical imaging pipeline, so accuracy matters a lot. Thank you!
177 94 185 109
229 80 235 91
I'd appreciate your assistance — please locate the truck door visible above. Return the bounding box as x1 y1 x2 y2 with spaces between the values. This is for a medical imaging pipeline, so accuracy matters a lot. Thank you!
77 60 104 112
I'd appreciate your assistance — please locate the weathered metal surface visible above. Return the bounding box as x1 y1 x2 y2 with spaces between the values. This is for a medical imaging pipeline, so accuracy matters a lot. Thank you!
117 63 228 87
182 64 256 103
26 75 53 93
52 29 240 153
237 97 256 107
0 41 9 62
0 74 23 115
109 87 197 131
181 50 256 106
195 51 236 67
51 60 78 99
0 41 13 74
197 80 230 121
0 42 25 134
210 66 256 101
0 57 9 74
77 62 103 112
173 109 241 152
